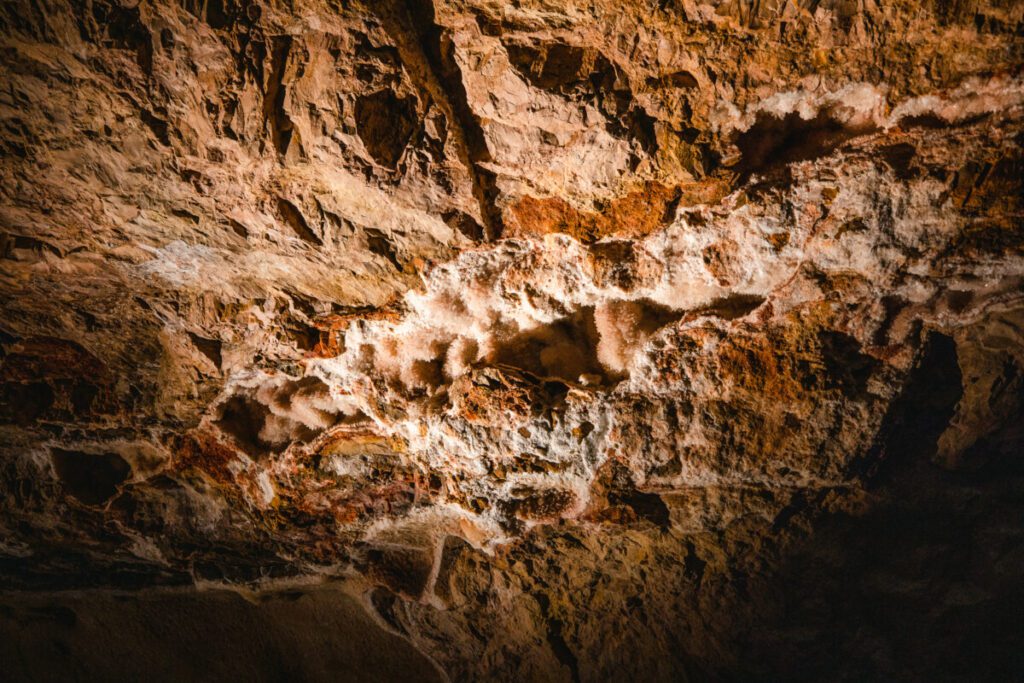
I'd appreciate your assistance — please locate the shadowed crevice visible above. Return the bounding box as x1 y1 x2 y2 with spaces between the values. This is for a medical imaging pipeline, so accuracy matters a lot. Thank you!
51 448 131 506
400 0 504 240
858 331 963 482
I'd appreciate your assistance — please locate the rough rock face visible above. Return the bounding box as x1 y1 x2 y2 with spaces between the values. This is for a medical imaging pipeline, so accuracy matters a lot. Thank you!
1 0 1023 680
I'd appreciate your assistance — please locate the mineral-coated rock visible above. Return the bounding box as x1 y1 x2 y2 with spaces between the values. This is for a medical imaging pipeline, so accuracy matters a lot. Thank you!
1 0 1022 680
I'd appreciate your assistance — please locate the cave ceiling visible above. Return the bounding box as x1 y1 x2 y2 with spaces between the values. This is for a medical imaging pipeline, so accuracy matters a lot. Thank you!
1 1 1023 680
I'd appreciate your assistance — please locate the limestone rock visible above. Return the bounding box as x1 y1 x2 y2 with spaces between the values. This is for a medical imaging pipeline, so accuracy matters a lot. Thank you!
1 0 1022 680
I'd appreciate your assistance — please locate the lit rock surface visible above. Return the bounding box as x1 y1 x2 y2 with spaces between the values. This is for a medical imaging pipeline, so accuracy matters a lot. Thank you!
1 1 1023 680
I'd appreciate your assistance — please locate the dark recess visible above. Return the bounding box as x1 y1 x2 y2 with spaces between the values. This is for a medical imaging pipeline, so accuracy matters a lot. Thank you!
50 448 131 506
355 90 418 168
401 0 504 240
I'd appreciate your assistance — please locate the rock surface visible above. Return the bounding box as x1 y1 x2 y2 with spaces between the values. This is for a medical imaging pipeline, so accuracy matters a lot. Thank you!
0 582 444 682
1 0 1023 680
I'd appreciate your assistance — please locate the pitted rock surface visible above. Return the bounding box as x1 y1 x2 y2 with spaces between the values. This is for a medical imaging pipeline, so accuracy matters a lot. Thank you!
1 1 1023 680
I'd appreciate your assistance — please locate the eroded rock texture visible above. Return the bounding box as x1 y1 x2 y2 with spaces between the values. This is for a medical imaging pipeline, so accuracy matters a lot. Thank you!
1 0 1023 680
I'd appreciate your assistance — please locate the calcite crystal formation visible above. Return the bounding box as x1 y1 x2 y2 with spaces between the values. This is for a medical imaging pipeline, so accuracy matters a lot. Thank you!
1 0 1023 680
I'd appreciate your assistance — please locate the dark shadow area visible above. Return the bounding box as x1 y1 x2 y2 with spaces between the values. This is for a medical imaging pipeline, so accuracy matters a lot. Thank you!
213 377 337 457
818 328 884 400
487 300 685 384
744 425 1024 682
856 331 963 481
734 111 876 183
692 293 766 320
355 90 418 169
737 331 1024 682
277 198 323 246
487 307 604 383
50 448 131 506
214 393 274 456
0 586 442 683
400 0 504 238
0 381 54 425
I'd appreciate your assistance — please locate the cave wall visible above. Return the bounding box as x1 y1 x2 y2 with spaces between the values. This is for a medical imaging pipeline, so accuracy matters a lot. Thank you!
1 0 1023 680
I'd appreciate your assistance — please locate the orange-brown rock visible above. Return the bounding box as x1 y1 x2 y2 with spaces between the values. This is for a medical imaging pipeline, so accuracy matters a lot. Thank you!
1 1 1023 681
505 180 730 242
